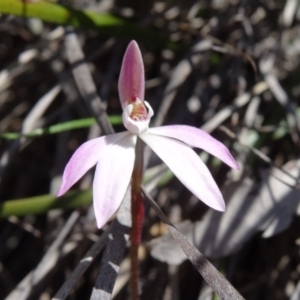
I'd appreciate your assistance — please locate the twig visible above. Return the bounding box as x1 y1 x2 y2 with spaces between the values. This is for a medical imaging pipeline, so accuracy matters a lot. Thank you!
153 39 213 128
64 27 114 135
220 125 300 187
5 211 79 300
52 225 110 300
0 85 62 182
90 192 131 300
179 22 257 75
141 187 245 300
201 81 268 133
282 0 298 27
259 56 300 146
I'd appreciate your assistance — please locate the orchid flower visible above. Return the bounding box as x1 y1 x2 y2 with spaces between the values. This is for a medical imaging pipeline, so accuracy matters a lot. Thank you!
57 41 239 229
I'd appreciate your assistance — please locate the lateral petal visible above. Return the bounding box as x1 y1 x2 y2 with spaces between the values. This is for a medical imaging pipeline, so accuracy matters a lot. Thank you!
118 40 145 109
93 134 136 228
147 125 239 169
140 133 225 211
57 132 129 196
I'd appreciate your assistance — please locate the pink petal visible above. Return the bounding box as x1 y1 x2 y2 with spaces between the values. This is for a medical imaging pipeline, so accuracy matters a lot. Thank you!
57 132 129 196
93 134 136 228
147 125 239 169
140 133 225 211
118 41 145 109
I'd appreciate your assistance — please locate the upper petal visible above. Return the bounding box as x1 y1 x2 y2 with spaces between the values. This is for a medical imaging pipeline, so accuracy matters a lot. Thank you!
118 41 145 109
140 133 225 211
147 125 239 169
57 132 129 196
93 134 136 228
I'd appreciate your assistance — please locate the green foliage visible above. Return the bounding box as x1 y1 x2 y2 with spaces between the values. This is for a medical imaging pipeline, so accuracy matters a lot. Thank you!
0 116 122 140
0 190 92 218
0 0 180 50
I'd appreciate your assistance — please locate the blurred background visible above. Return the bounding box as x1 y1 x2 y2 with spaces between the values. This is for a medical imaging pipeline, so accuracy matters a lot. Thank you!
1 0 300 299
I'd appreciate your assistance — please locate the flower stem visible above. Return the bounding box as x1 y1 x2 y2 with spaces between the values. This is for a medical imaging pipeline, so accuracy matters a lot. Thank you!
130 136 144 300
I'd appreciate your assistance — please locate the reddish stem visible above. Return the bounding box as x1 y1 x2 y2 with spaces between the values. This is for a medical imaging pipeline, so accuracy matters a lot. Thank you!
130 137 144 300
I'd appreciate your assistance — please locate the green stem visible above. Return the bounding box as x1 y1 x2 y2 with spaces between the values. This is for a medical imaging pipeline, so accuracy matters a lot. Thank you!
130 137 144 300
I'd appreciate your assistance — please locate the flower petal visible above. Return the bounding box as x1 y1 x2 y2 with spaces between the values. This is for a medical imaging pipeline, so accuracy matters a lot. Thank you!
147 125 239 169
118 40 145 109
57 132 129 196
93 134 136 228
140 133 225 211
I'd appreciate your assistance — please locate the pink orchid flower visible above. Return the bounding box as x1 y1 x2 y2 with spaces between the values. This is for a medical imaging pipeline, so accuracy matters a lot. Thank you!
58 41 239 229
